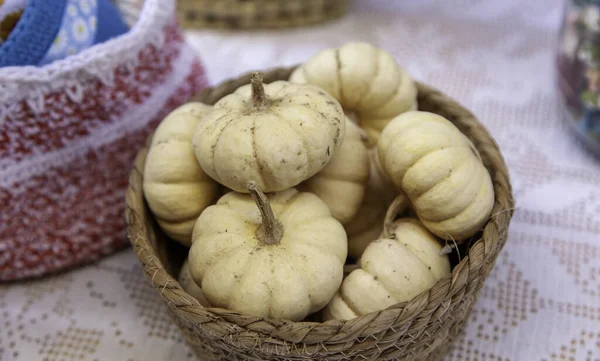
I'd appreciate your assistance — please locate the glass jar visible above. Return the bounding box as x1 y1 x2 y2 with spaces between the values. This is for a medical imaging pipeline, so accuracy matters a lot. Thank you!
557 0 600 156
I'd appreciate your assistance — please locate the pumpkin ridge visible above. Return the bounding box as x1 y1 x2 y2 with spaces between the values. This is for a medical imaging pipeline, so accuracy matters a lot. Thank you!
158 210 205 224
276 191 304 220
296 67 313 89
377 121 409 170
314 169 365 184
359 48 381 107
200 111 231 145
282 230 336 255
423 166 492 229
210 114 242 182
226 249 267 313
404 146 471 198
146 180 209 186
250 119 269 190
411 156 482 222
394 235 440 279
338 283 363 316
269 107 312 179
357 49 399 112
284 244 324 308
334 48 346 105
191 233 252 281
366 239 434 300
152 136 189 145
363 74 404 121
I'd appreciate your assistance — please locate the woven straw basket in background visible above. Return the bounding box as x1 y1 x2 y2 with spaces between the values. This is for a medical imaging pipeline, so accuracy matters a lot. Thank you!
125 67 514 361
177 0 349 29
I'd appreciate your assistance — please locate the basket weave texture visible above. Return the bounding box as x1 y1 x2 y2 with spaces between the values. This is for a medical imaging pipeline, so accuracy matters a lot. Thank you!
177 0 349 29
125 67 514 361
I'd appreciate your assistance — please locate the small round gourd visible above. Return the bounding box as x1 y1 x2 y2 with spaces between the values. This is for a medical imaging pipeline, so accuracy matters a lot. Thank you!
178 259 210 307
290 42 417 147
345 150 396 258
143 103 220 246
192 73 345 193
377 111 495 242
324 196 451 321
298 117 369 224
188 181 347 321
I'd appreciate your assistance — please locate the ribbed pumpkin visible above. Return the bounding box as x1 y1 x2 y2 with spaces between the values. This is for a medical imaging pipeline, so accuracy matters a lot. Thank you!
192 73 345 193
143 103 220 246
298 117 369 224
377 111 495 241
290 42 417 146
324 195 451 320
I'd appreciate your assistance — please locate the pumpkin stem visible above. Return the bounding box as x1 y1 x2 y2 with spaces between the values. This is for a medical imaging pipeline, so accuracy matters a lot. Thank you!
251 72 267 107
247 181 283 245
382 194 408 238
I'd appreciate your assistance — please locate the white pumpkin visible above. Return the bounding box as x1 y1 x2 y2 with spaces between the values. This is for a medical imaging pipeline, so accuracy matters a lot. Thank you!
178 259 210 307
324 196 451 320
377 111 495 242
346 150 396 258
188 181 347 321
143 103 220 246
298 117 369 224
290 42 417 147
192 72 345 193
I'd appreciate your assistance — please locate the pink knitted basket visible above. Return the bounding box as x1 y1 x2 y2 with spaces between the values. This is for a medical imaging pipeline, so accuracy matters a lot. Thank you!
0 0 209 281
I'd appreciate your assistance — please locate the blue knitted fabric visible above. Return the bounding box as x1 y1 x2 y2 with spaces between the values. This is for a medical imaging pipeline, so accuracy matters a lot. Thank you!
94 0 129 45
0 0 66 67
0 0 129 68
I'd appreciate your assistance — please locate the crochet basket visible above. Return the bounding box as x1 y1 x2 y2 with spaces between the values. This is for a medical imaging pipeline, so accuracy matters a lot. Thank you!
0 0 209 281
176 0 349 29
125 67 514 361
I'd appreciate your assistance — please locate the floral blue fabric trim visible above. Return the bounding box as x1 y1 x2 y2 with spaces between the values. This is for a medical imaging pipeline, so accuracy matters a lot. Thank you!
39 0 99 65
0 0 128 67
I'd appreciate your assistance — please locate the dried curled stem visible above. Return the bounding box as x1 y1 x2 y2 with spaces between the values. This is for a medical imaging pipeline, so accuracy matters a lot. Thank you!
382 194 408 239
247 181 283 245
251 72 268 107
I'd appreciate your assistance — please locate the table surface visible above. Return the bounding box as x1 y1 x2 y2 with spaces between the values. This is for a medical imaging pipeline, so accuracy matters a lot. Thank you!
2 1 600 360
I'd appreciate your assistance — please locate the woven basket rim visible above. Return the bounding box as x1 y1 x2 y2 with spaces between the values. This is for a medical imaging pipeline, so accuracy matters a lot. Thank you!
177 0 349 29
125 66 515 345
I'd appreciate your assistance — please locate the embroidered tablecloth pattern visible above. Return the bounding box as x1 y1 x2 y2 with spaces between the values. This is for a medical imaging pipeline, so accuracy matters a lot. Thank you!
1 0 599 360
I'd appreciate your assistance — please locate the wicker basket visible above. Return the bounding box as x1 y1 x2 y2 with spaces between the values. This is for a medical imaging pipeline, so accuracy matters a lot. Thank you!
177 0 349 29
125 67 514 361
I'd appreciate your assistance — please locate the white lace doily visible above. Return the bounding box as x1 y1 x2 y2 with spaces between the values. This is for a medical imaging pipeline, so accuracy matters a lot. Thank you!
2 1 600 360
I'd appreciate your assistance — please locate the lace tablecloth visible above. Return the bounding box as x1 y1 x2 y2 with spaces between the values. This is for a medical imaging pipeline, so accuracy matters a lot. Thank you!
2 1 600 360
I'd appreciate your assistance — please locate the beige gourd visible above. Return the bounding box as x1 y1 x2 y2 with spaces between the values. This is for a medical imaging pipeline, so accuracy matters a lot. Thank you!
298 117 369 224
178 259 210 307
345 150 396 258
377 111 495 242
289 42 417 147
192 73 345 193
324 196 451 320
143 103 220 246
188 181 347 321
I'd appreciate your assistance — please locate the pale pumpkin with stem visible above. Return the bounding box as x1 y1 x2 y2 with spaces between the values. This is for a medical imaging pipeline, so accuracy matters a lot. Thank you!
143 103 220 246
324 195 451 321
345 149 396 258
377 111 495 242
298 117 370 224
290 42 417 147
192 73 345 193
188 181 347 321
